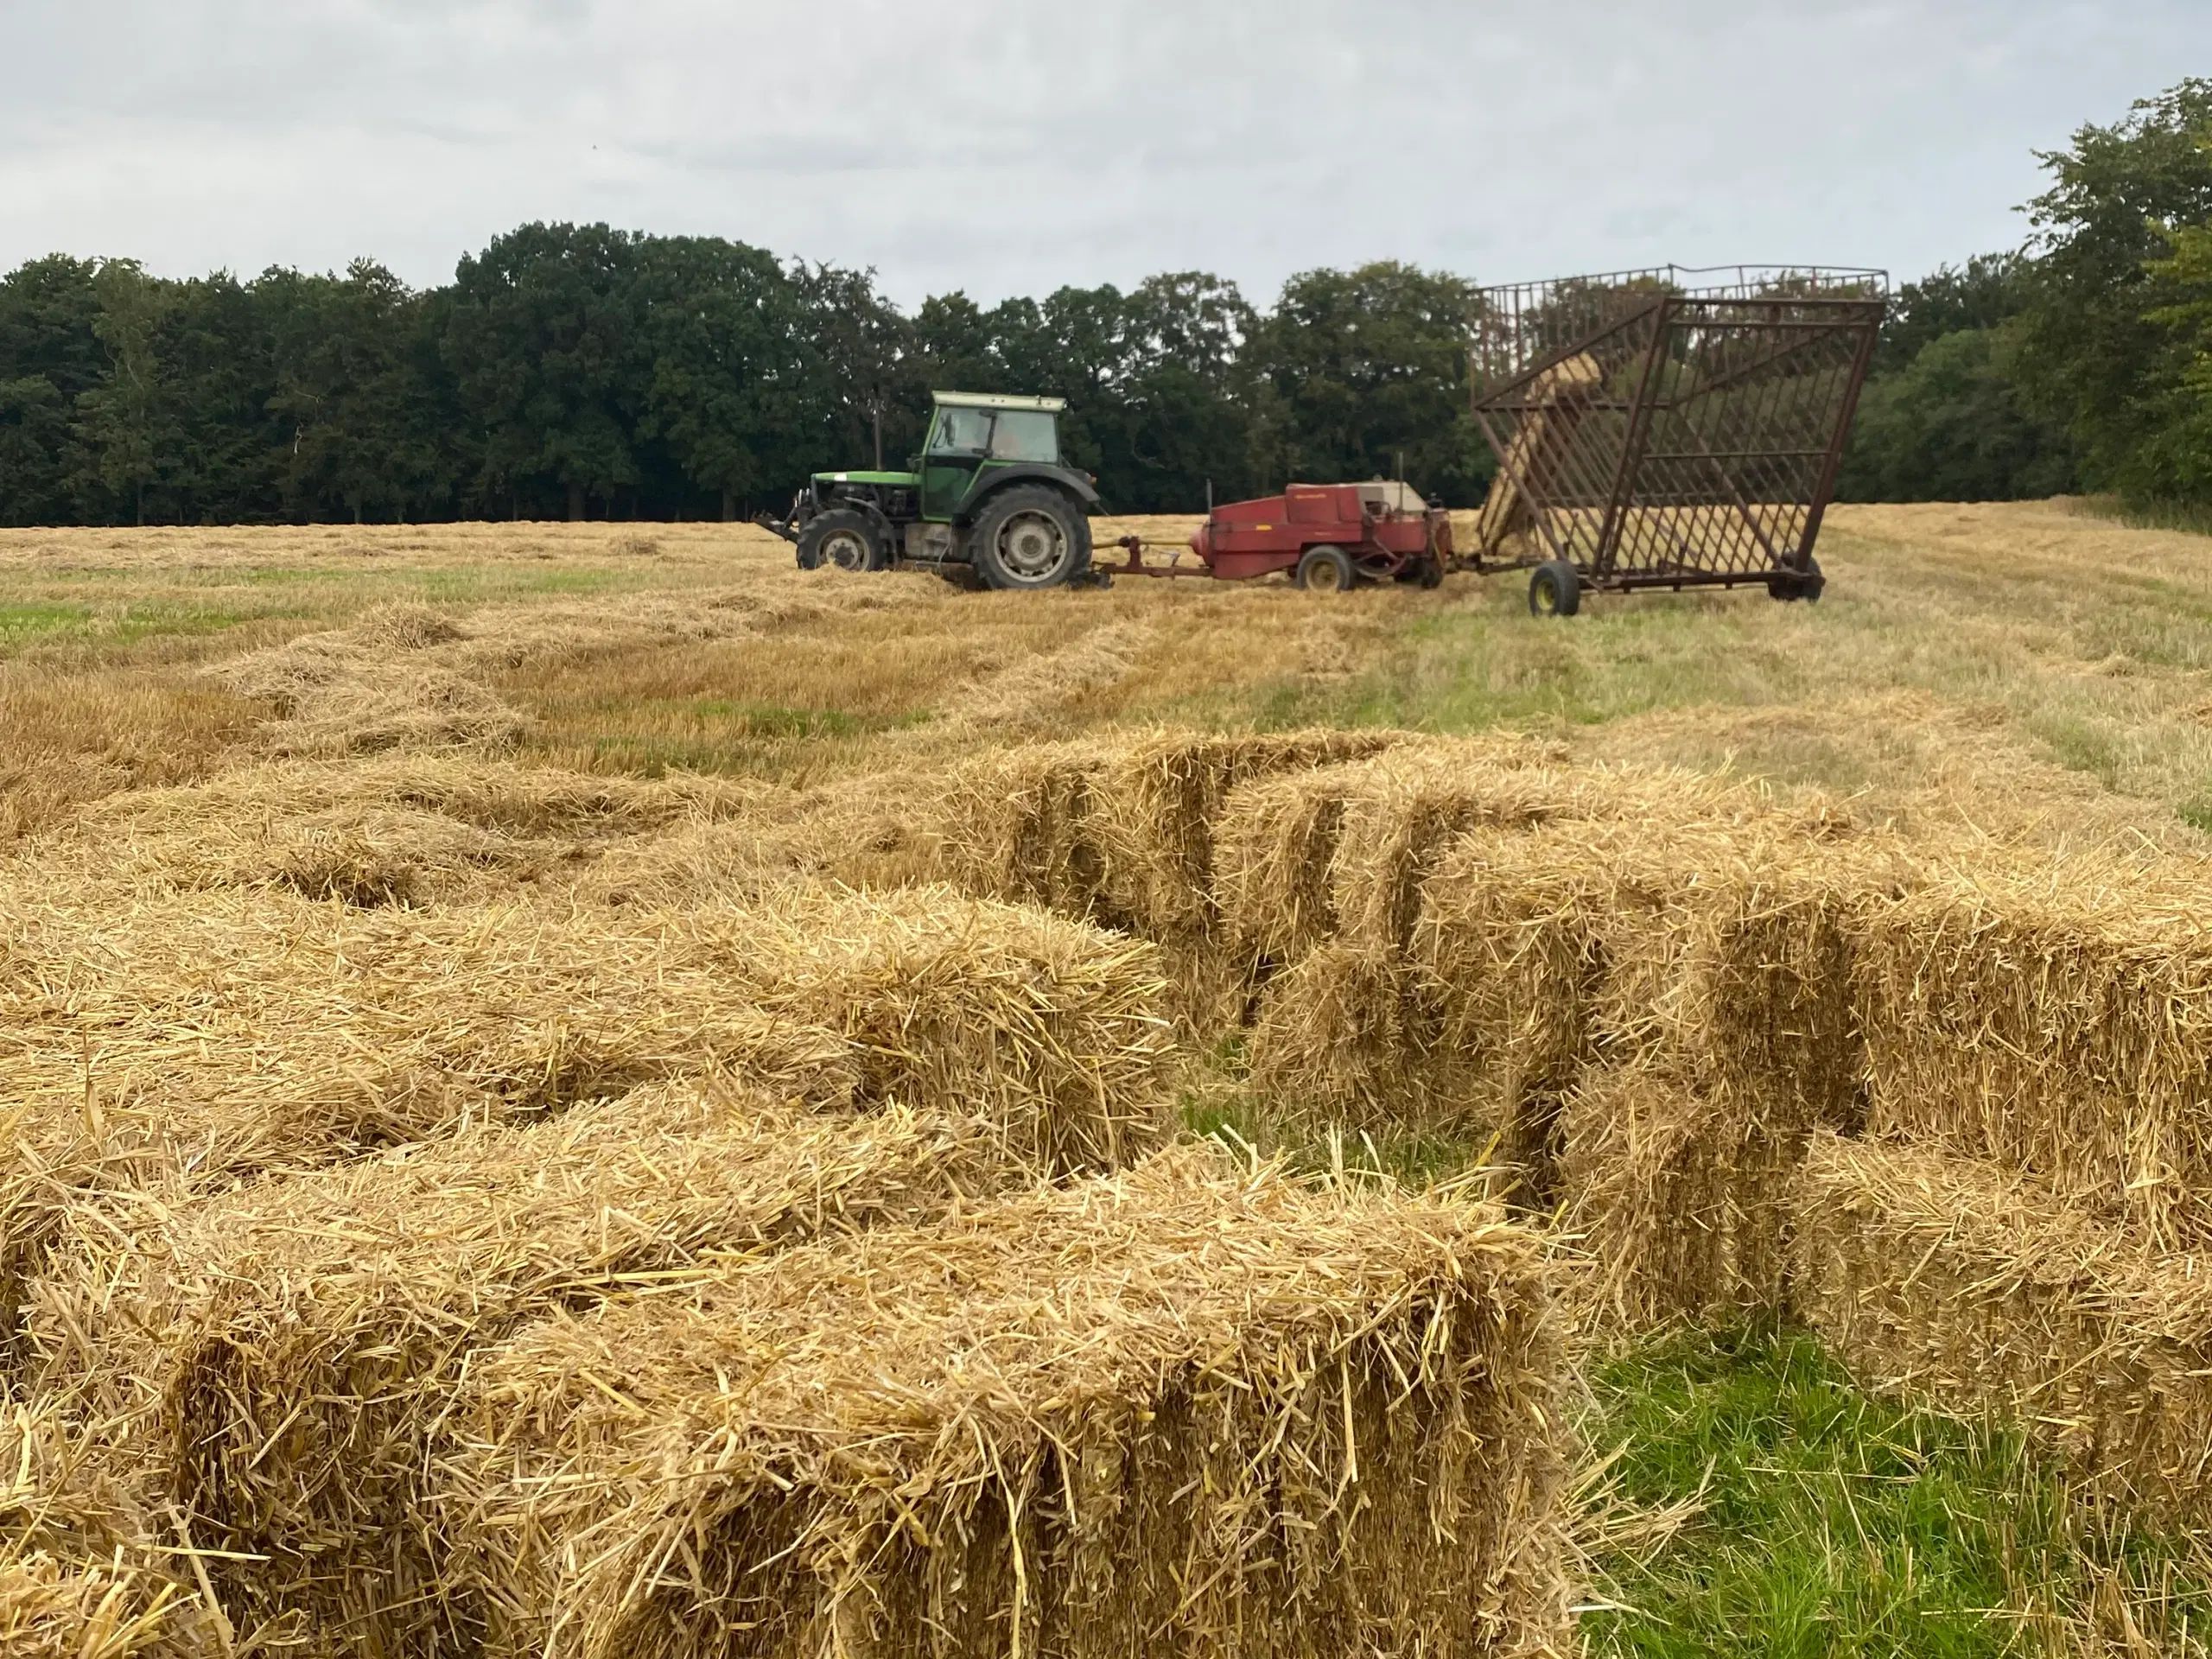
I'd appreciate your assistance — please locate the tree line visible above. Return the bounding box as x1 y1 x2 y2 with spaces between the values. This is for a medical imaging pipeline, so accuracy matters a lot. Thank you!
0 230 1491 526
2 75 2209 526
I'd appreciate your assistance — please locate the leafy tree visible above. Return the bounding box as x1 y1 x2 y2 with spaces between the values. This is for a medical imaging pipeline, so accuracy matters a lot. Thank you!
2011 78 2212 503
1246 262 1488 504
268 261 456 523
444 224 649 520
72 261 175 524
0 255 104 525
635 238 813 519
1874 254 2035 374
1838 327 2078 501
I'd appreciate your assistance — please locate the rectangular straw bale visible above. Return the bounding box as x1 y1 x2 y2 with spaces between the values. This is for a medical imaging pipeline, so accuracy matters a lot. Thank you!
31 1086 1031 1657
1851 859 2212 1247
0 1403 188 1659
0 884 1166 1369
446 1148 1569 1659
1088 728 1402 946
1397 815 1892 1173
647 885 1172 1173
0 1550 176 1659
1211 736 1573 975
939 738 1126 920
1789 1131 2212 1517
1560 1059 1817 1328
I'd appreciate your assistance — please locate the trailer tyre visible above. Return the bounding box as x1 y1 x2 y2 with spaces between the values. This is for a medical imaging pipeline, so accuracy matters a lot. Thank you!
1529 560 1580 617
796 509 888 573
1767 556 1824 604
1295 544 1357 594
970 486 1091 590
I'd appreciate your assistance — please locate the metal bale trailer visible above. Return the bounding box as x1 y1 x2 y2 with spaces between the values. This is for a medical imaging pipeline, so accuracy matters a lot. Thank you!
1463 265 1888 616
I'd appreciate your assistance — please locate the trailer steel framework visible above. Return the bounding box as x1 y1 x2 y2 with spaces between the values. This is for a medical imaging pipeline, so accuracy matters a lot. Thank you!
1465 265 1887 605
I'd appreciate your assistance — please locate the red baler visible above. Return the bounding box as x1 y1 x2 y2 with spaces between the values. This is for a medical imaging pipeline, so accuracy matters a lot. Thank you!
1103 480 1450 592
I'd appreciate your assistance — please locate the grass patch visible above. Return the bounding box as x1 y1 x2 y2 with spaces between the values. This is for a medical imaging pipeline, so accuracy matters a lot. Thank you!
1582 1325 2212 1656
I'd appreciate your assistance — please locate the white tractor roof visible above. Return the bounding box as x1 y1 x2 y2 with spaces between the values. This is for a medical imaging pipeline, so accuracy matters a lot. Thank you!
933 391 1066 412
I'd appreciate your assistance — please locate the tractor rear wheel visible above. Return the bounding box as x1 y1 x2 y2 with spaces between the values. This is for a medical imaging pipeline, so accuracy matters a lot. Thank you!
1294 544 1356 594
796 508 888 573
970 487 1091 590
1528 560 1580 617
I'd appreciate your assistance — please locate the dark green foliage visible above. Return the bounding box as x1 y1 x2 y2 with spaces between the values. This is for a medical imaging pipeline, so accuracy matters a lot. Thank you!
2009 78 2212 505
1838 327 2078 503
1584 1325 2212 1657
1246 261 1491 502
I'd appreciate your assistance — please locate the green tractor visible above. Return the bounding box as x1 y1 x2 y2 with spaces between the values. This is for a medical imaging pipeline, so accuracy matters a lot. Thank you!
766 392 1102 589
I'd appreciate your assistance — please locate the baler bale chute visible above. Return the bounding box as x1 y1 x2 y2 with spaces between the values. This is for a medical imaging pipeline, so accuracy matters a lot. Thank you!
1464 265 1888 614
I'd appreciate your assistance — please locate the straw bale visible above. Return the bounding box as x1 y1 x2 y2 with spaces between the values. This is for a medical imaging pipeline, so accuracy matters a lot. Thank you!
937 738 1129 922
1396 814 1890 1169
1087 728 1401 949
446 1148 1569 1659
1789 1131 2212 1517
1851 855 2212 1247
0 884 1167 1365
41 1088 1031 1655
0 1550 178 1659
1559 1061 1817 1328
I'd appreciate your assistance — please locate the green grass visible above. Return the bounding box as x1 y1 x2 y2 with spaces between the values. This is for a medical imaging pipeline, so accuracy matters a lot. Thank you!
1582 1326 2212 1656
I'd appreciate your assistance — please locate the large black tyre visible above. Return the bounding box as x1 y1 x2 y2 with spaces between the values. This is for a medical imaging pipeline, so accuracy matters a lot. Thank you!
1768 556 1824 603
1528 559 1580 617
969 486 1091 590
795 508 888 573
1294 544 1357 594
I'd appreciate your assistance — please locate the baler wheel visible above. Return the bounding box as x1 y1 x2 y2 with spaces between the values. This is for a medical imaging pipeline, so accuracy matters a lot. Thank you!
1295 545 1356 594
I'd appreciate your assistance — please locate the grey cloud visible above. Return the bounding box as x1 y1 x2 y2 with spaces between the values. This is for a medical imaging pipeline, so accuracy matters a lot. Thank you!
1 0 2206 304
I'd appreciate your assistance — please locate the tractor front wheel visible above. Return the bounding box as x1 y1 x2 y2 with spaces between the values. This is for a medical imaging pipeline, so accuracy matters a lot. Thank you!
970 487 1092 590
1294 544 1357 594
1528 560 1580 617
796 508 888 573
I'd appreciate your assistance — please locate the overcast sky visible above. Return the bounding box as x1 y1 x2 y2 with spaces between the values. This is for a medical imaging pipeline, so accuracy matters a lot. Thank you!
2 2 2206 308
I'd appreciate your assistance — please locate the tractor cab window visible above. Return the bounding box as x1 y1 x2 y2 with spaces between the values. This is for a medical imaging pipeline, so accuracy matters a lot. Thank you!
988 410 1059 462
930 406 993 455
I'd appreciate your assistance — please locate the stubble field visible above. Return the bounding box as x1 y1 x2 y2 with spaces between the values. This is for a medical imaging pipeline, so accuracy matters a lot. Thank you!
8 499 2212 1657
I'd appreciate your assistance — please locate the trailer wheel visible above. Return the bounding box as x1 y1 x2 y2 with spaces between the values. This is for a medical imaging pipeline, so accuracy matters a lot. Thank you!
1295 545 1356 594
1767 556 1824 603
796 509 887 573
1528 560 1580 617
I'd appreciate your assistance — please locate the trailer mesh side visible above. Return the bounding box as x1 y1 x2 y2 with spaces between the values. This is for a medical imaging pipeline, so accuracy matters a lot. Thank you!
1469 267 1886 591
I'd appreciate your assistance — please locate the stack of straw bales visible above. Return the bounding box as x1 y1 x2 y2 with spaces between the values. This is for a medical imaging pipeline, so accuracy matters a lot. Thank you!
31 1086 1041 1654
444 1147 1568 1659
1789 1132 2212 1517
0 884 1170 1357
942 728 1402 1018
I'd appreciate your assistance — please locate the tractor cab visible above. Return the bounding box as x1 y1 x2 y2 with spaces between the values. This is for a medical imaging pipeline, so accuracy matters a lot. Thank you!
917 392 1066 520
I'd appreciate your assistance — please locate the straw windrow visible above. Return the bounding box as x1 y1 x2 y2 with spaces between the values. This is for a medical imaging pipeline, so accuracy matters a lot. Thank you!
445 1147 1569 1659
